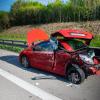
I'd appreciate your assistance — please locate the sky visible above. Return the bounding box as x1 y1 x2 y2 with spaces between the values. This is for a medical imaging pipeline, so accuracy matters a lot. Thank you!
0 0 67 12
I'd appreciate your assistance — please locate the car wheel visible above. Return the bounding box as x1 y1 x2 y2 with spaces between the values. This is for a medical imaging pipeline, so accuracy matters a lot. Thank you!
67 67 85 84
21 56 29 68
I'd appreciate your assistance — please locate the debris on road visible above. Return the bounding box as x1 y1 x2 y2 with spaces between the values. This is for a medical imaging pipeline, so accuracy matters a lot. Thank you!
32 74 56 80
35 82 39 86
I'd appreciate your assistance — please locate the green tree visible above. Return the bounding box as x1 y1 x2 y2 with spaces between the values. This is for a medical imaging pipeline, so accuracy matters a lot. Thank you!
10 0 45 25
47 0 64 22
0 11 10 31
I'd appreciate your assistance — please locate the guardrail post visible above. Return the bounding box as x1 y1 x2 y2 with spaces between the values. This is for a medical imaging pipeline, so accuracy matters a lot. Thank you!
3 40 4 44
12 40 14 45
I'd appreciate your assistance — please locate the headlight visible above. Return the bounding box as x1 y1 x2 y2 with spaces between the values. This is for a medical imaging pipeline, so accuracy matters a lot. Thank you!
79 54 94 65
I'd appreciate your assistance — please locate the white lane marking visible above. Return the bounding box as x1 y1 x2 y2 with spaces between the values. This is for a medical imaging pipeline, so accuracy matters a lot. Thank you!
0 68 62 100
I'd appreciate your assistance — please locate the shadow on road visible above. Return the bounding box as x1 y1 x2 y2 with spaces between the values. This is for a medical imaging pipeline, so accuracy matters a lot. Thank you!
0 55 70 83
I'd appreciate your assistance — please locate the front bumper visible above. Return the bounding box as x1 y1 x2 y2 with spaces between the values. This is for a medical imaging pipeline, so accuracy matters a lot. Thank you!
89 64 100 75
96 70 100 75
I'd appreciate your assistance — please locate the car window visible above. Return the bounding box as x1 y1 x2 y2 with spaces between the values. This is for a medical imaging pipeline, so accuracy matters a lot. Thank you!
34 41 54 51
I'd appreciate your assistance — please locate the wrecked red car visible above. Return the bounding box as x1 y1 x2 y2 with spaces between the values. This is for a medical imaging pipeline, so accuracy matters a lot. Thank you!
19 29 100 84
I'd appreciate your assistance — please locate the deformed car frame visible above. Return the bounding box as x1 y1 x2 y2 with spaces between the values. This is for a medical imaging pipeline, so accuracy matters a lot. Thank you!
19 29 100 84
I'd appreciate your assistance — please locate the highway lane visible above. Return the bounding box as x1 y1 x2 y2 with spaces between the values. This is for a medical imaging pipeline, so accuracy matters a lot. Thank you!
0 49 100 100
0 75 41 100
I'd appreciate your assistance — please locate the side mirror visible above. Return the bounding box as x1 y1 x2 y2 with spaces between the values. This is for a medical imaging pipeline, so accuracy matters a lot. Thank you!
31 43 35 50
32 42 34 46
32 47 35 51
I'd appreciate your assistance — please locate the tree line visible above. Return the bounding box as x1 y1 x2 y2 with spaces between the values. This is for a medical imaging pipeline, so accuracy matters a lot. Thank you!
0 0 100 31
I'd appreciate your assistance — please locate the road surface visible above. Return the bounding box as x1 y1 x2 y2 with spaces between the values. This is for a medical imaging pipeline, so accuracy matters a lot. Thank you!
0 49 100 100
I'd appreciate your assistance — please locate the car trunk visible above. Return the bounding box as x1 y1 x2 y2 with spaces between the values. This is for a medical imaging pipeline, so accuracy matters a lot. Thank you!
51 29 93 52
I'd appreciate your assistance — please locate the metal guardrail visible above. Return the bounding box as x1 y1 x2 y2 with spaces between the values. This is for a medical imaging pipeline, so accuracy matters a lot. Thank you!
0 39 27 48
0 39 99 56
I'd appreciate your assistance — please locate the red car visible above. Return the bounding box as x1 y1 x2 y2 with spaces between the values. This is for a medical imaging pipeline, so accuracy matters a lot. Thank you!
19 29 100 84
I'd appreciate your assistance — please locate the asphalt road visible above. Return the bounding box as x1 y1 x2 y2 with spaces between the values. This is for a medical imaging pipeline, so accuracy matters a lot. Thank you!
0 49 100 100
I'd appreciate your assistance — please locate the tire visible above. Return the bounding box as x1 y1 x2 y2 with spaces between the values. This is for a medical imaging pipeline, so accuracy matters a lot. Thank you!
21 56 30 68
67 67 85 84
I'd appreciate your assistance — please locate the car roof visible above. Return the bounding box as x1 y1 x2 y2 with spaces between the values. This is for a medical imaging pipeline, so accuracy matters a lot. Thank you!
52 29 93 40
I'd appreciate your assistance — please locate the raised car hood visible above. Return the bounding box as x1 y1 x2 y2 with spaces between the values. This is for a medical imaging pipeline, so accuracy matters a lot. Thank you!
27 29 49 46
52 29 93 40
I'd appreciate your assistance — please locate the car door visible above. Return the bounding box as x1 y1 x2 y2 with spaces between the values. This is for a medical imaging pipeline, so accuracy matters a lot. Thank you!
31 41 54 71
53 50 71 75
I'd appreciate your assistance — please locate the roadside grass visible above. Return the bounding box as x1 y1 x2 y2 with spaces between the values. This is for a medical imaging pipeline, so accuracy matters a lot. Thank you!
0 33 100 47
90 35 100 47
0 44 24 53
0 33 26 41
